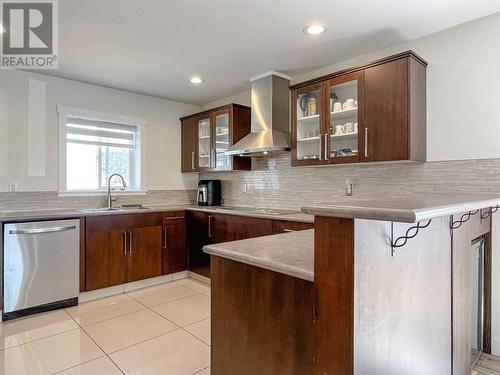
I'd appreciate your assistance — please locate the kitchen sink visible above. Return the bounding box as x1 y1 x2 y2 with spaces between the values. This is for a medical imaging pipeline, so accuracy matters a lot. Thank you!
79 206 151 213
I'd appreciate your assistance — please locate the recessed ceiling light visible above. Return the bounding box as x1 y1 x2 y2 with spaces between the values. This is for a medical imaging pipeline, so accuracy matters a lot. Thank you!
303 23 327 36
190 76 203 84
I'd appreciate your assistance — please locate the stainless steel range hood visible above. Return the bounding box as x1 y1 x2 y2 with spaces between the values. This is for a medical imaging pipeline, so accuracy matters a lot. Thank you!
225 72 290 157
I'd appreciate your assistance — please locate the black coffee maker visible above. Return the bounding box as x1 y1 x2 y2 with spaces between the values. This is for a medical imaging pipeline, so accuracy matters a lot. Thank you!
197 180 222 206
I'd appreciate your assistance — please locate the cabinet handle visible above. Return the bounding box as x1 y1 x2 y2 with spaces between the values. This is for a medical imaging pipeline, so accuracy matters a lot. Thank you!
324 133 328 160
208 215 213 238
364 128 369 158
191 151 195 170
129 231 132 255
212 149 216 168
163 227 168 249
165 216 185 220
318 134 322 160
283 229 295 232
123 231 127 255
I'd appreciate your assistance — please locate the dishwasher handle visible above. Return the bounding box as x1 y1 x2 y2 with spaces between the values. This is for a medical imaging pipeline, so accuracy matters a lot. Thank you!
9 225 77 235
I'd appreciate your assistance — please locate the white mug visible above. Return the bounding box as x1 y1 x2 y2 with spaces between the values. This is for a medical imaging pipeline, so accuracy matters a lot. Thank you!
343 98 356 110
333 102 342 112
334 124 344 135
353 122 358 133
343 123 354 134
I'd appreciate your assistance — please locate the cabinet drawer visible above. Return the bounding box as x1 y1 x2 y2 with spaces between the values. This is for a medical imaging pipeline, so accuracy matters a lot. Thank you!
162 211 186 221
85 215 131 232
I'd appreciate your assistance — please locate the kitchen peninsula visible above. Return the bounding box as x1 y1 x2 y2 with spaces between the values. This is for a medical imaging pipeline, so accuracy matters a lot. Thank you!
205 194 500 374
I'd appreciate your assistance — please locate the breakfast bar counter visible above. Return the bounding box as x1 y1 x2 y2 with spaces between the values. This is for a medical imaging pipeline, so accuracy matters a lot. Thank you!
206 193 500 375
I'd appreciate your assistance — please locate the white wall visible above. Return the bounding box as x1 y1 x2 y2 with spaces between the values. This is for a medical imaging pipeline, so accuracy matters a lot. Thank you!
0 70 200 192
203 13 500 162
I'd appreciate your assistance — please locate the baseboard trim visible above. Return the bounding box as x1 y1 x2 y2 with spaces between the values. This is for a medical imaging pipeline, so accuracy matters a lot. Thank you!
491 338 500 356
188 271 211 285
80 271 189 303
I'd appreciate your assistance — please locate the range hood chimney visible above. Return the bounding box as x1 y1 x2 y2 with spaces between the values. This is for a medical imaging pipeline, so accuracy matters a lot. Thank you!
225 72 291 157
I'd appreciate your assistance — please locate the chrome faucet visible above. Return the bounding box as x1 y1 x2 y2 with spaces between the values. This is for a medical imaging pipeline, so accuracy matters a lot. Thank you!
107 173 127 208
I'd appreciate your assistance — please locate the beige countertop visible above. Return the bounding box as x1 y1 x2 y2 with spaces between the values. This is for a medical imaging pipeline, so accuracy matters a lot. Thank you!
203 229 314 282
0 204 314 223
301 193 500 223
187 206 313 223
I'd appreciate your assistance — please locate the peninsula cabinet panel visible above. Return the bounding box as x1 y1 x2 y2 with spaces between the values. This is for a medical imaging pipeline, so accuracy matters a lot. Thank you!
211 256 314 375
127 225 162 283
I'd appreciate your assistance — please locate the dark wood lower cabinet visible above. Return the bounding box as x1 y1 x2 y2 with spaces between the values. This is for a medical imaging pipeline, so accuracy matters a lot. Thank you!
127 225 162 282
187 211 314 279
85 230 126 291
186 210 213 278
85 212 186 291
211 256 313 375
272 219 314 234
162 216 187 275
212 213 273 242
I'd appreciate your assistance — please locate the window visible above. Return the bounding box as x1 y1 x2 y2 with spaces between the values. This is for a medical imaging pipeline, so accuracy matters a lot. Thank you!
58 107 147 193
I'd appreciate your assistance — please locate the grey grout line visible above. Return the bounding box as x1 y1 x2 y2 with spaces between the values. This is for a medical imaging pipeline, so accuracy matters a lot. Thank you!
50 354 110 375
0 327 82 353
125 290 199 308
131 290 212 348
192 366 210 375
64 307 126 375
0 281 211 374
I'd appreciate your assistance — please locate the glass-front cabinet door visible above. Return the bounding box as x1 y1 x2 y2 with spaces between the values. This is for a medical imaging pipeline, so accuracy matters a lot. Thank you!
327 72 362 163
213 110 231 170
197 117 211 169
293 83 325 165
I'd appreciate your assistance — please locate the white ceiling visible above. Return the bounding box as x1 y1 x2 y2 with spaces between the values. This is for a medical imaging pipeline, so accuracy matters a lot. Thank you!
46 0 499 105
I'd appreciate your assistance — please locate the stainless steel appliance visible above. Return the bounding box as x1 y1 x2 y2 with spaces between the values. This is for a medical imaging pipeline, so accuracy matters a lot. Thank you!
225 72 291 157
197 180 222 206
3 219 80 320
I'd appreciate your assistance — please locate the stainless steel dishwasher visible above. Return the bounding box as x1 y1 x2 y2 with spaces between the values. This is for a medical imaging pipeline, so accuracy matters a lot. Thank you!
3 219 80 320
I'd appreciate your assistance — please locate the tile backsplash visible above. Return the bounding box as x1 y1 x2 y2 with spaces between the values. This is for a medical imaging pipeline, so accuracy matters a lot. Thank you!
0 190 196 211
2 156 500 212
200 155 500 210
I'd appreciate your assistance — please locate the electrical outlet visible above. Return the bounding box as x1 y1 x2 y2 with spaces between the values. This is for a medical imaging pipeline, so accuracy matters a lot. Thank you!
8 182 18 192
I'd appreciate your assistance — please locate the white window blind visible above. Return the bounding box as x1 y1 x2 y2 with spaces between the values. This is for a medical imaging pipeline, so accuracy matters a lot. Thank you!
61 114 144 192
66 117 138 149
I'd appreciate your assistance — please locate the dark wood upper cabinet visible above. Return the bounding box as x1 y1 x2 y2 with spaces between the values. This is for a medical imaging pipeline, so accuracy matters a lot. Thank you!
290 51 427 166
181 116 198 172
180 104 251 173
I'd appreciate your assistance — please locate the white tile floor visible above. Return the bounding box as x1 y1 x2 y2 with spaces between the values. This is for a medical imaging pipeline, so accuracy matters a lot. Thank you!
0 278 211 375
0 276 498 375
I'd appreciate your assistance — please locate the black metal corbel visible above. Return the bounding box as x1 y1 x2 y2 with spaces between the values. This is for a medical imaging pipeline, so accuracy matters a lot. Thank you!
391 219 432 256
480 205 500 221
450 210 480 230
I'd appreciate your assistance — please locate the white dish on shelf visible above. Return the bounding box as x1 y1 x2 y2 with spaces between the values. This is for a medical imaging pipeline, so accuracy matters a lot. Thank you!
331 131 358 138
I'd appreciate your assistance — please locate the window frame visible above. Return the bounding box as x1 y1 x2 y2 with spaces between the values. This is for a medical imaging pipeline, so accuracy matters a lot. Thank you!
57 105 148 196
